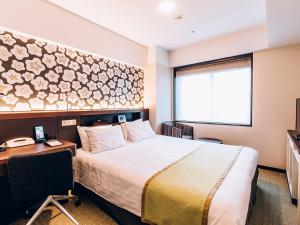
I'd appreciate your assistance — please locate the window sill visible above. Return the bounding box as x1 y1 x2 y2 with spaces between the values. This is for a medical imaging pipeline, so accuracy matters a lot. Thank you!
175 120 252 127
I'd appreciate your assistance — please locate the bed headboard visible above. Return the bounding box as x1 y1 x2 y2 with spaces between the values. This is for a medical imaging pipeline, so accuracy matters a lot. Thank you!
0 109 149 147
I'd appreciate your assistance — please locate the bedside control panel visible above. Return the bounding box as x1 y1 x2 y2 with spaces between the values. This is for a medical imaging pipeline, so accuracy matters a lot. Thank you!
61 119 77 127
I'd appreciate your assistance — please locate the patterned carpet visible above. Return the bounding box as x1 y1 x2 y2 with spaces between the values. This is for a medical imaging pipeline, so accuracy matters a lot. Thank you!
11 169 297 225
248 169 297 225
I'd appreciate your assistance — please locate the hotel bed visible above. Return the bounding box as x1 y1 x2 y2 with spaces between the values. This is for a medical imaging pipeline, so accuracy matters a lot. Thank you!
74 134 258 225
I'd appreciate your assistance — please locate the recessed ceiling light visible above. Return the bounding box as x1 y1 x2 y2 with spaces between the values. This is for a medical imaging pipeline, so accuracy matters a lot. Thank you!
159 1 176 14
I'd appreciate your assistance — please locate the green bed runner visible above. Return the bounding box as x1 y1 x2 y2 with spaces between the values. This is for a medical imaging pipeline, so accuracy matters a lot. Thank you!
142 143 242 225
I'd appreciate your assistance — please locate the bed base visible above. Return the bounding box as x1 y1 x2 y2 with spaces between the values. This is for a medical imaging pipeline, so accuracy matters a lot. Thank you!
74 167 259 225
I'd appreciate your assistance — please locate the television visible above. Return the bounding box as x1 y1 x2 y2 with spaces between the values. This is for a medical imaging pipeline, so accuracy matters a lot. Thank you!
296 98 300 130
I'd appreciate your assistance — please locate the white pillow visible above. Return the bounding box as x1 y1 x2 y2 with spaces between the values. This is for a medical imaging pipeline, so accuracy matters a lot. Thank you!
125 120 156 142
77 125 112 151
85 125 126 153
120 118 143 141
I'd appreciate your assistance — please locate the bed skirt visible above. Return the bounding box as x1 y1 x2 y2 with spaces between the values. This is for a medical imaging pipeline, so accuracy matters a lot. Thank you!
74 167 259 225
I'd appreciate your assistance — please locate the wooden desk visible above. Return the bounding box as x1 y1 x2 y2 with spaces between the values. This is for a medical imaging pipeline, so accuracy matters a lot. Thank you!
0 140 76 176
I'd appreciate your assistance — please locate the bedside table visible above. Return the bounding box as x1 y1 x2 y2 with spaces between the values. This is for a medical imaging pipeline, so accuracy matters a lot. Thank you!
196 137 223 144
0 140 76 176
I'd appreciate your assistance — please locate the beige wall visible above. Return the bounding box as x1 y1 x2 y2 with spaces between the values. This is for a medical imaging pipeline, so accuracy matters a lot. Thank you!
144 46 172 132
0 0 147 67
170 25 268 67
156 63 172 132
144 63 157 129
186 44 300 169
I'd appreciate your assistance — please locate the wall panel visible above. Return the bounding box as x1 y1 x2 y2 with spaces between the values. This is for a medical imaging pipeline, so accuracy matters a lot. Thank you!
0 30 144 111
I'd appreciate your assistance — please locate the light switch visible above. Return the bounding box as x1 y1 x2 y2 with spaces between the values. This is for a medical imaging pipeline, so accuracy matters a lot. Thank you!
62 119 77 127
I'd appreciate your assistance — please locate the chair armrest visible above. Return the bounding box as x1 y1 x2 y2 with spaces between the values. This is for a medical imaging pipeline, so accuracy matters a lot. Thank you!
161 122 183 138
175 122 194 139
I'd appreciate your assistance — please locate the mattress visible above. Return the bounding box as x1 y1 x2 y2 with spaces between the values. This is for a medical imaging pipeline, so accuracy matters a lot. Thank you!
74 135 258 225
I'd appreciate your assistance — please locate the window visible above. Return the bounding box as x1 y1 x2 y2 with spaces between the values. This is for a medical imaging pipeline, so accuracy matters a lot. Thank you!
174 54 252 126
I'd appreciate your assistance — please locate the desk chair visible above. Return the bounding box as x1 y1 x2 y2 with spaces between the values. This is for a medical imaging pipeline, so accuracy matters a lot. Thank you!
7 150 79 225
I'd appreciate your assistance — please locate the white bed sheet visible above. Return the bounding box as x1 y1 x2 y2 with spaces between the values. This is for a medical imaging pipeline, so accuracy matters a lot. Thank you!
74 135 258 225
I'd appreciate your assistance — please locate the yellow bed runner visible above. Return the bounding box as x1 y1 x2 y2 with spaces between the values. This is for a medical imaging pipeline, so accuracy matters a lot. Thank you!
142 143 242 225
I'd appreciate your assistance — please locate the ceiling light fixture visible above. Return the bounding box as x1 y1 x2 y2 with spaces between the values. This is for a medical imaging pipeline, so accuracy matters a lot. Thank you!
175 15 184 20
159 0 175 14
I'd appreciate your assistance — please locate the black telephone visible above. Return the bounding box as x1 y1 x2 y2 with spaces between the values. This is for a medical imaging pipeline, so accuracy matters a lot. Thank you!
294 134 300 140
0 143 7 152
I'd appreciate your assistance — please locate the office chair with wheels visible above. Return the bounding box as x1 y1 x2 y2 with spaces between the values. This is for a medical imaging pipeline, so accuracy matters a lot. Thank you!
7 150 79 225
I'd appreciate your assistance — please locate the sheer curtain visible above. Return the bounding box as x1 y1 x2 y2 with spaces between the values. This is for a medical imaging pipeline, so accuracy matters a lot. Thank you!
175 57 252 125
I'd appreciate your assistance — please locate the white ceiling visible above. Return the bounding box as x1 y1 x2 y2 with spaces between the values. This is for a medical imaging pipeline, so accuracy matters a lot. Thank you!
266 0 300 48
47 0 266 50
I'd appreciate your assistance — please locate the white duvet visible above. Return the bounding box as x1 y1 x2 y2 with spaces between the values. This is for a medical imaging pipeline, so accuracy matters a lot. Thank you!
74 135 258 225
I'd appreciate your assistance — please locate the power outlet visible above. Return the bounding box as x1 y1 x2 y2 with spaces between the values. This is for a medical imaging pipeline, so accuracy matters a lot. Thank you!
61 119 77 127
